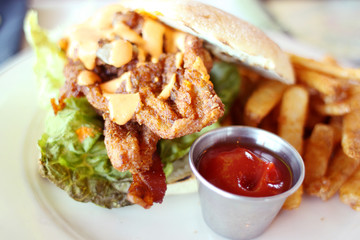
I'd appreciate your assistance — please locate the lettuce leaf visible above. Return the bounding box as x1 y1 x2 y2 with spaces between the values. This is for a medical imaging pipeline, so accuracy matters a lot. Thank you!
210 61 241 116
159 61 241 176
24 10 66 108
159 122 220 177
38 97 132 208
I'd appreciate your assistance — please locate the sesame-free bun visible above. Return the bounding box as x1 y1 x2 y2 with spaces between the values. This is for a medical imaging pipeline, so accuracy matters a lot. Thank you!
121 0 295 84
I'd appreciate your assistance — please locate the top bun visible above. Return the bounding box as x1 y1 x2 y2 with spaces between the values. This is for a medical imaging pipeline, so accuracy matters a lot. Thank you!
120 0 295 84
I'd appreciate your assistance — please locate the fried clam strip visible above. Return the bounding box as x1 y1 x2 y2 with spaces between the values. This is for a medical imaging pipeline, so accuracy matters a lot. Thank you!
136 35 224 139
104 118 166 208
104 118 159 173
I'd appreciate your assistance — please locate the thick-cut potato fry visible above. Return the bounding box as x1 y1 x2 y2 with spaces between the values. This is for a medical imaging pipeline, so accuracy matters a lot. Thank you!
296 68 342 97
278 85 309 154
244 80 287 126
282 185 303 210
339 165 360 211
306 148 360 200
290 54 360 82
322 55 339 66
278 85 308 209
342 110 360 159
303 124 334 187
329 116 343 146
313 91 360 116
313 97 351 116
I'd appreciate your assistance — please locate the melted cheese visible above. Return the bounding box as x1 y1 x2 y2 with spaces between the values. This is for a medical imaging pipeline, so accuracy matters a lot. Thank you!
142 18 165 60
66 25 103 69
104 93 140 125
165 28 186 53
158 74 176 100
100 71 132 93
137 46 146 62
77 70 101 86
113 21 144 45
109 39 133 67
65 5 190 72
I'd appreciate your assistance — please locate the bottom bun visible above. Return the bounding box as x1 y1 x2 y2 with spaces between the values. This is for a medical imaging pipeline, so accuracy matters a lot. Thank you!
165 155 198 195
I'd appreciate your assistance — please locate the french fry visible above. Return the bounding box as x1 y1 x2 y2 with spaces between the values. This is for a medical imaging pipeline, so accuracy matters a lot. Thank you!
303 124 334 187
313 97 351 116
282 185 303 210
278 85 308 209
278 85 309 154
290 54 360 82
329 116 343 146
244 80 287 126
342 110 360 159
322 55 339 66
306 147 360 200
339 165 360 211
296 69 342 98
313 90 360 116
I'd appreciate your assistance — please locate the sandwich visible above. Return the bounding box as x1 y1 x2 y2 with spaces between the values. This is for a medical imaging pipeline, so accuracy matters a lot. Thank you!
25 0 294 209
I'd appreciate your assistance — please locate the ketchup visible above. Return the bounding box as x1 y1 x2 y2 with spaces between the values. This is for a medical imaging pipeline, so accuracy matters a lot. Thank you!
197 143 292 197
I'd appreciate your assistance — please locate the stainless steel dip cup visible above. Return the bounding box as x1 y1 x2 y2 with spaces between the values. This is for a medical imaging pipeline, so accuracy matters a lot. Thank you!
189 126 304 240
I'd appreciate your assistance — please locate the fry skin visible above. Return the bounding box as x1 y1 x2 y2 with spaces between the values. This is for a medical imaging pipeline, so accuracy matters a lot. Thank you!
342 110 360 159
296 69 341 98
278 85 309 155
282 185 303 210
313 92 360 116
329 116 343 146
290 54 360 82
306 148 360 200
244 79 286 126
303 124 334 188
278 85 309 209
340 165 360 211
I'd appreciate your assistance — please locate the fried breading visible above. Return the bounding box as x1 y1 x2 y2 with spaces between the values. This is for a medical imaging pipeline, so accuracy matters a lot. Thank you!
104 118 160 173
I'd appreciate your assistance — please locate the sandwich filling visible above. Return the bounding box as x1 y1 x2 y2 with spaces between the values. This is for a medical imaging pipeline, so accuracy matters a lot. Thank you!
56 6 224 208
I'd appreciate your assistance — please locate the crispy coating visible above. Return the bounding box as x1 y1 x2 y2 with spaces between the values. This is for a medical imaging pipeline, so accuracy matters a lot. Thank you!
104 118 160 173
135 35 224 139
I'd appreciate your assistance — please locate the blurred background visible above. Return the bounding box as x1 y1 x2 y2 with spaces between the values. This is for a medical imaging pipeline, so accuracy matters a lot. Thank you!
1 0 360 67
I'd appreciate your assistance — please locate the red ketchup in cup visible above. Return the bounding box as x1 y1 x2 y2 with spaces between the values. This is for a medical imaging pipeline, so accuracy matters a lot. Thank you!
197 143 292 197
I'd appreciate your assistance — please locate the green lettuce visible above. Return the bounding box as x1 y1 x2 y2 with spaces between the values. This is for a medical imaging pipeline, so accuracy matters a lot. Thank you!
159 61 241 176
24 10 66 108
159 122 220 177
38 97 132 208
210 61 241 116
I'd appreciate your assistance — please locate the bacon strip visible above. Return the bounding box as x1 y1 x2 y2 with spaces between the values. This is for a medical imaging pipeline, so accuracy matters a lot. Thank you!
127 153 167 208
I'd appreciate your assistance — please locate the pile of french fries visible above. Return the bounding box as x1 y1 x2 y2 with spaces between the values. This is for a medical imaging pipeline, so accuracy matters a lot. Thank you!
236 54 360 211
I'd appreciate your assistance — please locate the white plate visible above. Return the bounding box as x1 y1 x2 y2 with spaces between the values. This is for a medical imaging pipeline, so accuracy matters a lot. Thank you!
1 35 360 240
